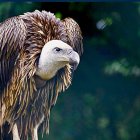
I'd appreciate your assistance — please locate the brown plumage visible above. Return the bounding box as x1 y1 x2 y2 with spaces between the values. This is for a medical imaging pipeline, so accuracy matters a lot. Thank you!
0 10 83 140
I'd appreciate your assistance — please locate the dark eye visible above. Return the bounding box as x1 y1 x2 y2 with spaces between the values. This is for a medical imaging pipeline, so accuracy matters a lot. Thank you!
54 47 62 52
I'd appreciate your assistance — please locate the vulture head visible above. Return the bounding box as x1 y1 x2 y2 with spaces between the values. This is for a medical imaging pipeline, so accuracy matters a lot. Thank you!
36 40 80 80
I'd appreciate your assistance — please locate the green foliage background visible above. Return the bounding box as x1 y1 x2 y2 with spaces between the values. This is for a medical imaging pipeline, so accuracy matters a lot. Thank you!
0 2 140 140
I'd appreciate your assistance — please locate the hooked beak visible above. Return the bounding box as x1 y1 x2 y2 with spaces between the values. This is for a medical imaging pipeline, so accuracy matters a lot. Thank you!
69 51 80 70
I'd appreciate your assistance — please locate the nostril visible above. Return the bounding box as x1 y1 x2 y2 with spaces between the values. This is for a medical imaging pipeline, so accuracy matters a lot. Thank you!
68 49 73 55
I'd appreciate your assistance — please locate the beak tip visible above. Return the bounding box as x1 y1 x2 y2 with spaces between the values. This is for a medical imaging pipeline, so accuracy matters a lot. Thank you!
73 63 79 70
69 50 80 70
69 58 80 70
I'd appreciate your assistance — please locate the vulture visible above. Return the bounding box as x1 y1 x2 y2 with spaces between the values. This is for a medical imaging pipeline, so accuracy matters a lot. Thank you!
0 10 83 140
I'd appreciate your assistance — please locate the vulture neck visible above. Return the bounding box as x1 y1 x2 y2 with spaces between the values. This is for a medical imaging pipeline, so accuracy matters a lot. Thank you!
34 75 46 89
35 62 59 80
36 58 66 80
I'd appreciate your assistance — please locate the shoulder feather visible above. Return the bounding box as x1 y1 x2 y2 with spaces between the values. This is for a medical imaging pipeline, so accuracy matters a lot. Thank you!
62 17 83 56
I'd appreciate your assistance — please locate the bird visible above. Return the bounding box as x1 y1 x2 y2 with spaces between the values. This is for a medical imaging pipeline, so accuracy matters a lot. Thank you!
0 10 83 140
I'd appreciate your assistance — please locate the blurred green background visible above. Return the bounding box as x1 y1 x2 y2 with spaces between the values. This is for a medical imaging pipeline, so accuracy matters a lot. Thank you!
1 2 140 140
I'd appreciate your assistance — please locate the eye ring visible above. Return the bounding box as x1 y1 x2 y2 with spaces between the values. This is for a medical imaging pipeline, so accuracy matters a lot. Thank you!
54 47 62 52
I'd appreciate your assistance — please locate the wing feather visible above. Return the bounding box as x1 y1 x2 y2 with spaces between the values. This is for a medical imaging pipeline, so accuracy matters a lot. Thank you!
0 17 27 93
